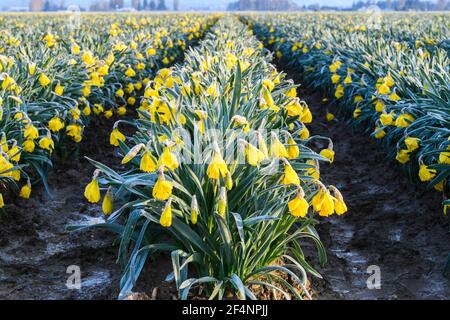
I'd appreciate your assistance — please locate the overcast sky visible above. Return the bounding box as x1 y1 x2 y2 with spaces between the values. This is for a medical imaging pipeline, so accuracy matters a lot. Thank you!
1 0 360 10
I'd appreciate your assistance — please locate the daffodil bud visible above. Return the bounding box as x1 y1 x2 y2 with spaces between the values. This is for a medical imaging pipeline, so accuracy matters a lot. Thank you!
121 143 144 164
160 198 173 228
218 187 227 218
190 195 199 225
225 172 233 191
102 188 114 216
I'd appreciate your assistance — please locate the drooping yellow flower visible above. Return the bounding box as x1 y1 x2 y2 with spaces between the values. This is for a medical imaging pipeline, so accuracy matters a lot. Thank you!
287 137 300 159
285 87 297 98
140 151 157 173
373 126 386 139
326 112 335 121
320 148 335 163
396 149 410 164
331 74 341 84
83 104 91 116
84 176 101 203
434 180 445 192
207 152 228 180
270 135 288 158
335 84 344 99
260 86 277 111
157 147 179 171
153 172 173 201
117 106 127 116
353 108 362 118
206 82 218 98
54 83 64 96
282 161 300 185
38 135 54 153
380 112 394 126
377 83 390 95
7 145 20 162
288 188 309 218
330 186 347 215
374 100 385 112
438 151 450 164
160 199 173 228
0 193 3 208
66 124 83 142
300 106 313 123
298 127 310 139
39 73 51 87
418 164 436 182
343 74 352 85
104 110 113 119
110 128 126 147
22 139 35 153
329 60 342 73
245 142 265 166
395 114 415 128
24 124 39 140
48 117 64 132
263 79 275 92
354 95 363 103
404 137 420 152
312 187 335 217
19 183 31 199
389 92 401 101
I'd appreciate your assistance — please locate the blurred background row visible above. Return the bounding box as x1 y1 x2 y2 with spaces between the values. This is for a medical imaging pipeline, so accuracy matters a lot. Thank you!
3 0 449 12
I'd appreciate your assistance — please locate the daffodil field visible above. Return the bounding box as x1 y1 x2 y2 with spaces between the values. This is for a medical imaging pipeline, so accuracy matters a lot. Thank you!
77 16 349 300
243 13 450 211
0 13 214 204
1 11 449 301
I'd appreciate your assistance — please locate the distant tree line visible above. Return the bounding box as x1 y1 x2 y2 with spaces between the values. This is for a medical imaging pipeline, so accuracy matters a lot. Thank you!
228 0 449 11
39 0 178 11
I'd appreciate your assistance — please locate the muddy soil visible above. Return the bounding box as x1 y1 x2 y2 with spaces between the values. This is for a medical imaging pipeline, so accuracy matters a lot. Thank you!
0 117 176 300
300 88 450 299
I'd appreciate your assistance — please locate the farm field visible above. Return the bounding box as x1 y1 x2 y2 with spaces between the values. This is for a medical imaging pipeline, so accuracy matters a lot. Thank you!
0 12 449 301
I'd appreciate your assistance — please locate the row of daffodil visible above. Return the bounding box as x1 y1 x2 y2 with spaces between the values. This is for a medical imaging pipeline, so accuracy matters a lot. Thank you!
244 13 450 211
79 17 347 300
0 13 217 208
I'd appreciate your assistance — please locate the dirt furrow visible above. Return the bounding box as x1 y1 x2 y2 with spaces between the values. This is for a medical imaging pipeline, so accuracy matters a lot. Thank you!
302 89 450 299
0 117 175 300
